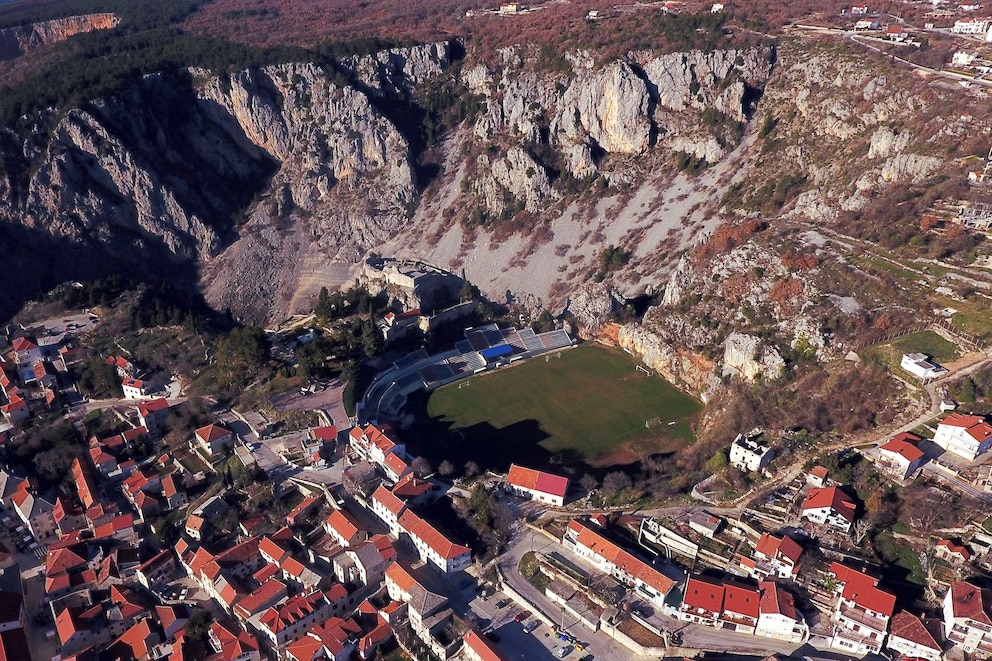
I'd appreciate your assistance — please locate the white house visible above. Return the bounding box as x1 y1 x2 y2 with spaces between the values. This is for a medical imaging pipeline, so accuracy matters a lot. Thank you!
397 510 471 575
801 486 857 533
953 19 991 34
934 413 992 461
195 423 235 456
875 432 926 479
854 18 880 29
828 563 896 655
753 533 804 579
121 377 151 400
729 432 775 472
901 353 948 380
887 610 943 661
756 581 809 643
505 464 569 506
564 518 677 610
943 581 992 656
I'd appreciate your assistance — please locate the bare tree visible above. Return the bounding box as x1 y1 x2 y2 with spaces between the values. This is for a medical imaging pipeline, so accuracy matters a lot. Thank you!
850 519 871 545
412 456 434 478
579 473 598 493
464 461 480 478
602 471 633 496
438 460 456 477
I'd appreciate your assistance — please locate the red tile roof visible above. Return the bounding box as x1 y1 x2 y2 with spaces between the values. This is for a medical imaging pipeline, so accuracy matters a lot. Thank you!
755 533 803 566
889 610 941 651
234 579 287 617
137 397 169 416
937 538 972 560
947 581 992 625
802 486 857 522
879 432 924 463
723 582 760 619
507 463 569 498
940 413 992 443
372 485 406 516
830 562 895 616
567 519 676 596
758 581 799 620
464 629 510 661
12 337 37 352
196 423 232 443
397 510 470 560
326 509 365 543
684 576 724 614
312 425 337 441
385 561 419 594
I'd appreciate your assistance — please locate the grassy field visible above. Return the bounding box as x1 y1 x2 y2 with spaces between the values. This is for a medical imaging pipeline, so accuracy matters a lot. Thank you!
865 330 960 374
422 344 701 469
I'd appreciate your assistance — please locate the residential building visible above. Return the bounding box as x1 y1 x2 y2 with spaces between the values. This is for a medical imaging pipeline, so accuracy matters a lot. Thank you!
943 581 992 656
953 18 991 33
462 628 510 661
753 533 803 579
135 550 175 589
349 424 405 469
936 538 972 565
384 561 459 660
332 539 392 589
828 562 896 655
876 432 926 479
801 486 857 533
196 423 236 456
934 413 992 461
901 353 948 380
11 488 56 538
256 590 336 648
729 431 775 472
756 581 809 643
324 509 367 548
564 518 677 609
208 619 261 661
121 377 151 400
505 464 569 506
370 485 406 535
887 610 943 661
397 510 471 575
136 398 171 437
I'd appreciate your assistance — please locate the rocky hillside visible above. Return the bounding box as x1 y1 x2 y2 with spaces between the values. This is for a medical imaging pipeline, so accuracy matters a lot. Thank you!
0 13 118 60
0 32 989 407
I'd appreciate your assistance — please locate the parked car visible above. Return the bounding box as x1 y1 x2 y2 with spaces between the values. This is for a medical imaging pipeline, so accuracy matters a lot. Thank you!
495 598 510 609
557 645 573 658
484 631 501 643
579 655 594 661
514 610 531 623
524 621 541 633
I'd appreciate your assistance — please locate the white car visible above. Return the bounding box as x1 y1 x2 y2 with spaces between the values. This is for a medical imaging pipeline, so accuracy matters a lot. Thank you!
557 646 573 658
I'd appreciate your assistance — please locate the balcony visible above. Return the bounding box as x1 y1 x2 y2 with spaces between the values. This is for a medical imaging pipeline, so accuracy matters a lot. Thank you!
836 603 887 635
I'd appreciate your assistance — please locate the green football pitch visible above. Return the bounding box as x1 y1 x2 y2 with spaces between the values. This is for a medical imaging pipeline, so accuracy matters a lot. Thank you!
425 343 702 465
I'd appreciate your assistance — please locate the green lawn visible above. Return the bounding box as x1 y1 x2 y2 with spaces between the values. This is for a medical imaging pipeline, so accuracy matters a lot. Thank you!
424 344 701 467
865 330 960 374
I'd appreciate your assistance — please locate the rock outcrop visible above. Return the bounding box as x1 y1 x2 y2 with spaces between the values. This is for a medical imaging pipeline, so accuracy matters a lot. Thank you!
722 332 785 382
0 13 118 60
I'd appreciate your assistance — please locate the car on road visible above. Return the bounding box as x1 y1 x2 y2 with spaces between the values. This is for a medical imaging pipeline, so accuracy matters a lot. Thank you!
557 645 573 657
495 598 510 609
514 610 531 622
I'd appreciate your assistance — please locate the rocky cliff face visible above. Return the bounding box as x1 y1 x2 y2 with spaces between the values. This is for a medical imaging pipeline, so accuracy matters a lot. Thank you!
0 13 118 60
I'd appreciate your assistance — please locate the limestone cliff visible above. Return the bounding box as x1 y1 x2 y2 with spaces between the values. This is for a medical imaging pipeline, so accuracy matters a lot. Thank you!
0 13 118 60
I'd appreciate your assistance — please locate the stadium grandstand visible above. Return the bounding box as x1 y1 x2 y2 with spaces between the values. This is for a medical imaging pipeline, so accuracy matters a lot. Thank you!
360 324 574 422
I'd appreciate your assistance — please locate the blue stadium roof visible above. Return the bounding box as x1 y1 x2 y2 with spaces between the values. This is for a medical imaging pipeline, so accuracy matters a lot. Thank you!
480 344 514 361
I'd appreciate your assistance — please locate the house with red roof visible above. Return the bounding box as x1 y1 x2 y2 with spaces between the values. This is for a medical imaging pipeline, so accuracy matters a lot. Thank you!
11 487 56 538
155 604 190 641
936 538 972 565
196 423 236 456
370 485 406 535
208 619 261 661
876 432 927 479
325 509 367 548
105 356 136 378
564 518 677 609
234 579 288 621
135 549 176 589
828 562 896 654
121 377 150 400
506 464 569 506
349 424 406 471
752 533 804 579
943 581 992 656
801 486 857 533
934 413 992 461
136 397 170 437
463 628 510 661
755 581 808 643
255 590 337 648
721 581 761 634
384 560 459 659
0 398 28 427
382 451 411 484
285 494 322 527
680 576 725 625
106 618 161 661
887 610 943 661
160 474 188 511
397 510 471 575
333 536 393 588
